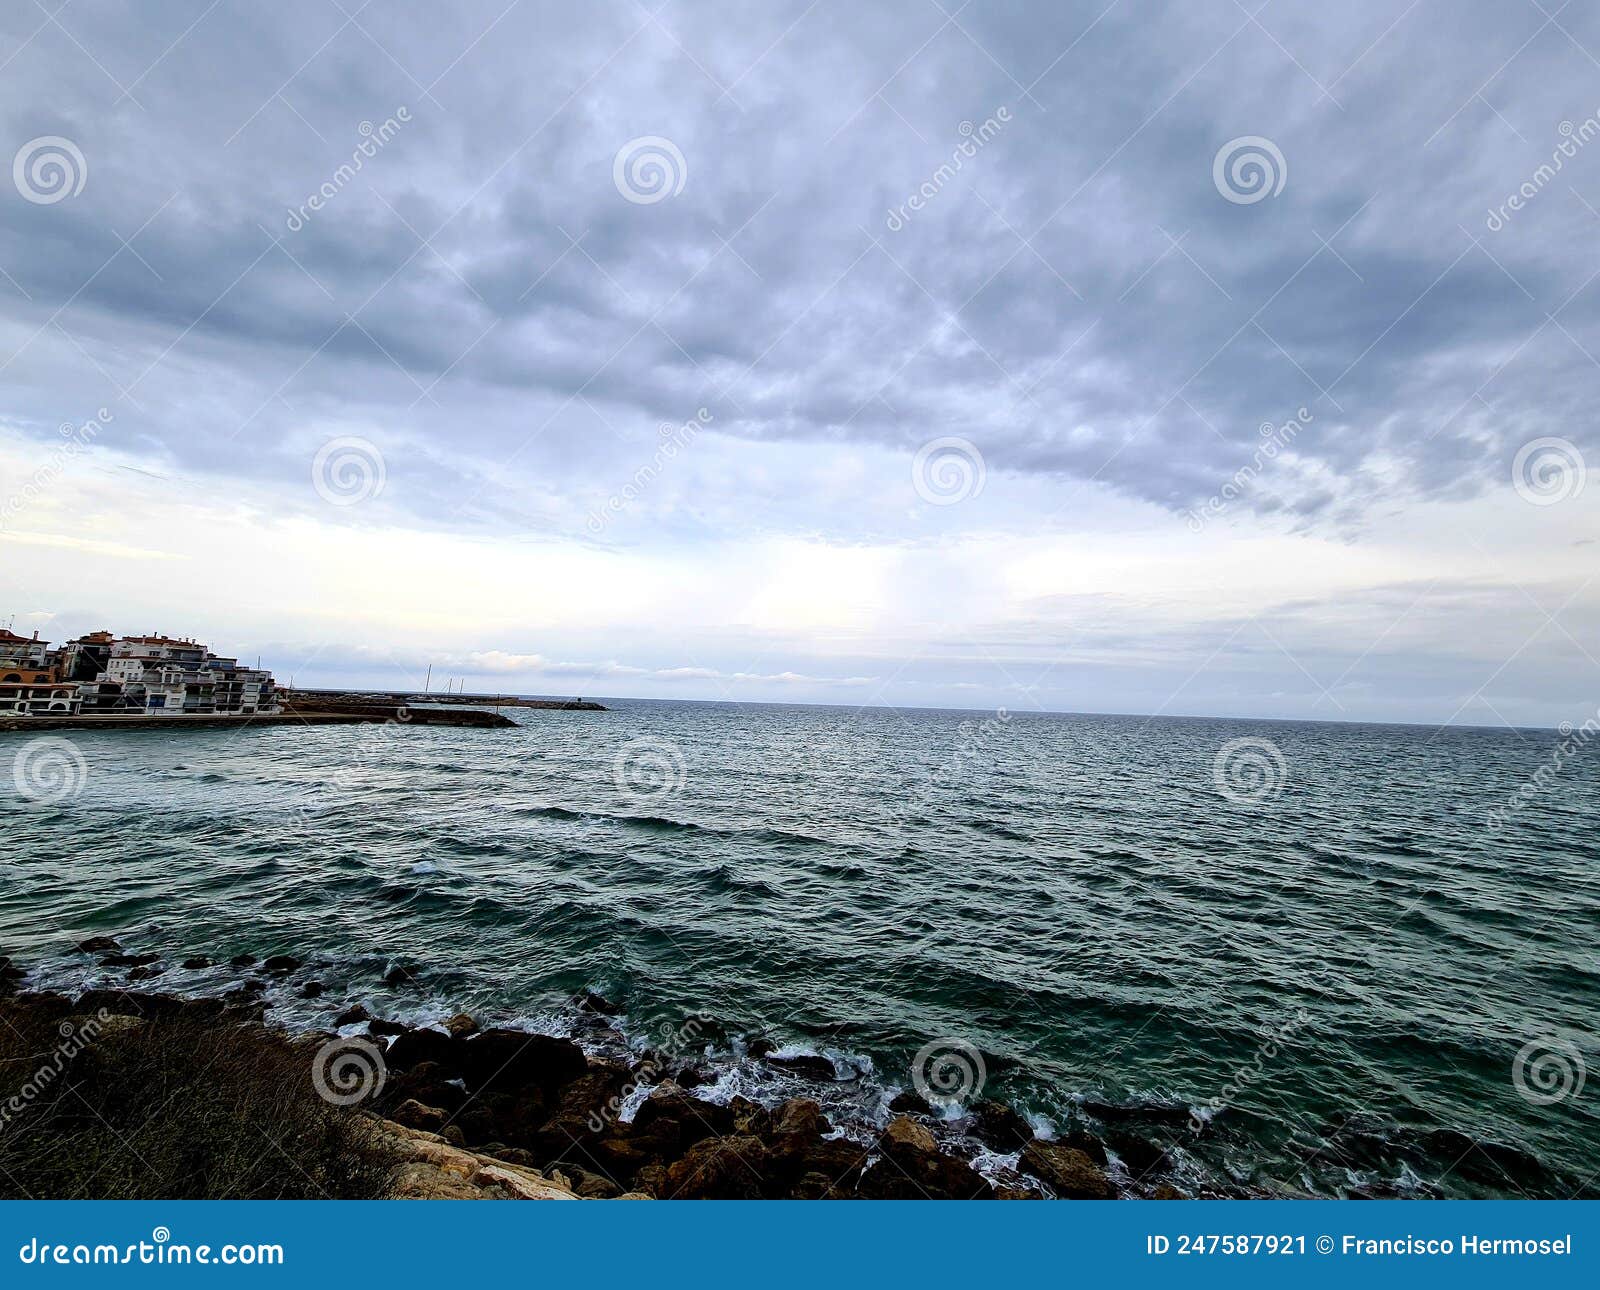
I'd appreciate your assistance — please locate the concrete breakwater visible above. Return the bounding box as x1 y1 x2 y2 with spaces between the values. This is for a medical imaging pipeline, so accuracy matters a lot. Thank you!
281 688 606 711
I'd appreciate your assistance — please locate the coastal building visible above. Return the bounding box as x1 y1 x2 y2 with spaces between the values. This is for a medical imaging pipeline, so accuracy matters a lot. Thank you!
0 627 79 715
0 627 279 717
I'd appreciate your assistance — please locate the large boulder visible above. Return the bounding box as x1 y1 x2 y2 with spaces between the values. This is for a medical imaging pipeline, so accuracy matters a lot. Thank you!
859 1148 993 1199
883 1114 937 1155
1018 1140 1117 1199
630 1084 736 1143
857 1114 994 1199
664 1135 768 1199
384 1026 461 1073
460 1029 588 1093
971 1100 1032 1152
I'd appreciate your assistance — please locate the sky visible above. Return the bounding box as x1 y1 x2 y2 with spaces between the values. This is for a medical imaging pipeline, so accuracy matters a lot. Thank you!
1 0 1597 727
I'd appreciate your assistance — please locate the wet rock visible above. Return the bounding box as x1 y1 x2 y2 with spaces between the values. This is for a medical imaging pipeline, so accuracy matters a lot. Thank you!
1060 1124 1109 1166
577 990 621 1016
390 1099 449 1132
0 958 25 992
1152 1184 1187 1199
996 1187 1039 1200
763 1052 840 1081
180 957 213 970
263 955 301 975
229 953 256 968
971 1099 1033 1152
385 1026 459 1071
443 1012 479 1038
730 1095 773 1136
383 964 423 989
99 952 159 967
334 1003 371 1026
860 1143 993 1200
632 1084 736 1142
764 1098 827 1177
883 1114 938 1155
1103 1131 1173 1180
299 980 325 999
665 1134 768 1199
746 1037 776 1059
460 1029 588 1094
76 936 120 953
368 1018 410 1038
1018 1140 1117 1199
126 965 164 981
889 1090 934 1116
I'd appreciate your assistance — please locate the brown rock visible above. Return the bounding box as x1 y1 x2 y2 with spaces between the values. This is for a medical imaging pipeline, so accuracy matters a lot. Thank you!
1018 1140 1117 1199
444 1012 479 1038
971 1099 1032 1152
664 1134 768 1199
390 1099 449 1132
883 1114 937 1155
334 1003 371 1026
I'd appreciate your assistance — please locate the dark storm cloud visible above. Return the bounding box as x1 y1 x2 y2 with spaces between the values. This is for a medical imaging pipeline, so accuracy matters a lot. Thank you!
3 0 1599 531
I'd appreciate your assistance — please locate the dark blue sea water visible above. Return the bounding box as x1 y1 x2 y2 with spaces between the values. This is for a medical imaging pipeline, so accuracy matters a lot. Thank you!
3 700 1596 1197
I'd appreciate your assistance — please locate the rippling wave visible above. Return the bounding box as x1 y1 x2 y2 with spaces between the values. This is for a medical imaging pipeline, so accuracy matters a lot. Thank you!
3 700 1596 1197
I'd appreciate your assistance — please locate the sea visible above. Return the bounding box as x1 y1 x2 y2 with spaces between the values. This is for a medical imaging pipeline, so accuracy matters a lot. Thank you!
3 699 1596 1198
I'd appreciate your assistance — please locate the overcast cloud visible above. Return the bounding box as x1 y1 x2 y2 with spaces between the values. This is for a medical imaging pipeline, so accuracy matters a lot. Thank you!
2 1 1597 725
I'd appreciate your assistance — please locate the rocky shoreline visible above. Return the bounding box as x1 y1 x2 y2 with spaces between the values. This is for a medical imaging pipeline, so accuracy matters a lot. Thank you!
0 945 1164 1201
